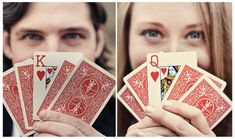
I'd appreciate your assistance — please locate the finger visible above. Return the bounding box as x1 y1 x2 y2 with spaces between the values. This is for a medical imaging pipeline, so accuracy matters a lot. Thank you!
34 132 39 136
162 100 215 136
127 118 177 136
33 121 84 136
38 110 103 136
145 105 203 136
128 116 160 131
127 127 169 137
34 132 57 137
126 129 146 136
141 126 177 136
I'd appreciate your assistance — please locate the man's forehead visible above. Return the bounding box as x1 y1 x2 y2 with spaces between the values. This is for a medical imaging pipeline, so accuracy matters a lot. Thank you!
11 3 95 34
27 3 90 16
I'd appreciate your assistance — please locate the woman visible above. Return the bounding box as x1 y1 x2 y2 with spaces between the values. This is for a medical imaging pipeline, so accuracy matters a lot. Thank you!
118 2 232 136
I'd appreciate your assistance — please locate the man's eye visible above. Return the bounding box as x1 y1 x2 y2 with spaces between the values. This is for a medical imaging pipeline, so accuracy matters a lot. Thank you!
186 31 205 40
23 34 43 40
141 29 163 41
63 33 81 40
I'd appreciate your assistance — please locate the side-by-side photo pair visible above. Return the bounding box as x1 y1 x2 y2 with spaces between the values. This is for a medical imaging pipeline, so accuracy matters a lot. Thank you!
2 2 232 137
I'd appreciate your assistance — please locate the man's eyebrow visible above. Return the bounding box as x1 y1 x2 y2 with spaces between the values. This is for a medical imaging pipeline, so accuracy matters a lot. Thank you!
15 28 43 36
60 27 90 35
15 26 91 36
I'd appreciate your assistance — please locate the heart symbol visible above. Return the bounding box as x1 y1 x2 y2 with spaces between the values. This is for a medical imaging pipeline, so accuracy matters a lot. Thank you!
37 70 45 81
47 68 53 75
151 71 159 82
161 68 167 74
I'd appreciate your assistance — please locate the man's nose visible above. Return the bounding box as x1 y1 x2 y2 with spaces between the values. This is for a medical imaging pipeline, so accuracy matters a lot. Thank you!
43 35 60 52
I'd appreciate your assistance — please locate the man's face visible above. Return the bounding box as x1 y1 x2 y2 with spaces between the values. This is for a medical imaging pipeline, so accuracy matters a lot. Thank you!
4 3 104 64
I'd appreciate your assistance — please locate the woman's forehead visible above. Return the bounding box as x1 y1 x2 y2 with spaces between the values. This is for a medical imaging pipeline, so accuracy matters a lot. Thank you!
131 3 207 26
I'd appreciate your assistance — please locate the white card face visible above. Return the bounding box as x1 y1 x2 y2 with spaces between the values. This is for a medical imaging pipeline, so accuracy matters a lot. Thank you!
33 52 83 119
14 58 34 129
147 52 162 107
147 52 197 107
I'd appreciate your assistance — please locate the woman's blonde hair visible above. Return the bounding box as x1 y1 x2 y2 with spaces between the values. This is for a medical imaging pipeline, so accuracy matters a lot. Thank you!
118 2 232 136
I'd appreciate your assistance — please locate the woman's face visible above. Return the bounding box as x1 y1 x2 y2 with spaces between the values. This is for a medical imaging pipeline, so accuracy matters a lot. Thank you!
129 3 211 70
4 3 104 64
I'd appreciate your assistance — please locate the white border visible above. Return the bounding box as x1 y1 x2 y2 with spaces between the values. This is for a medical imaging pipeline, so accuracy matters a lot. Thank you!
1 1 234 138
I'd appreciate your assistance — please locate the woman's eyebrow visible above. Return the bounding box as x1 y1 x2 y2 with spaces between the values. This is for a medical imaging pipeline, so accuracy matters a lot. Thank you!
185 23 207 29
136 22 165 28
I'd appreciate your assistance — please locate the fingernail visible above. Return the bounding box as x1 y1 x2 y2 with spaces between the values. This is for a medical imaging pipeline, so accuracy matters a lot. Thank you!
33 122 41 130
144 106 155 114
39 110 49 120
163 101 173 109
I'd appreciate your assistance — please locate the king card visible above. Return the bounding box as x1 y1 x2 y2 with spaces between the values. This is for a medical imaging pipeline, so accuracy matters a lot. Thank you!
33 52 83 119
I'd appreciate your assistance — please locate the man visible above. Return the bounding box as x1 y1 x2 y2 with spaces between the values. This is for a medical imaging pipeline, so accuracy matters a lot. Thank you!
3 2 115 136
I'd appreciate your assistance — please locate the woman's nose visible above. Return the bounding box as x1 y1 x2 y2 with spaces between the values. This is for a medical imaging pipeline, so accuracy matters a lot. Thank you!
167 37 181 52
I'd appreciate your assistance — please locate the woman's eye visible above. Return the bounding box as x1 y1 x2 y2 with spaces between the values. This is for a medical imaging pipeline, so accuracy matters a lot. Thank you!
141 29 163 41
24 34 43 40
63 33 81 40
186 31 205 40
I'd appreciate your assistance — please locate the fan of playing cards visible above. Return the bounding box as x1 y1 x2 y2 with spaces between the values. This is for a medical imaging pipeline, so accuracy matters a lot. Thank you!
118 52 231 130
3 52 116 136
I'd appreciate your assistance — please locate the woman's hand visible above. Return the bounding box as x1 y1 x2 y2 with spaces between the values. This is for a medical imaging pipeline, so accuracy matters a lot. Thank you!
33 110 104 136
34 132 57 137
126 116 177 136
145 100 216 136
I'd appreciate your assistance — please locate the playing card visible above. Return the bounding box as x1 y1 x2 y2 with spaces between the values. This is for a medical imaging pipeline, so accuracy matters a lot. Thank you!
123 62 147 109
164 65 227 102
147 52 197 106
47 57 115 125
33 52 83 119
179 76 231 129
146 52 162 107
36 60 77 118
15 58 34 129
117 85 145 121
3 67 35 136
